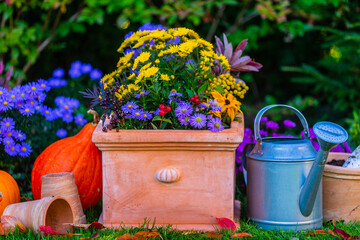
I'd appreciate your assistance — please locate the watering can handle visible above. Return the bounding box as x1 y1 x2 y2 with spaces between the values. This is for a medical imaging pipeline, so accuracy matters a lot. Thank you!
254 104 309 143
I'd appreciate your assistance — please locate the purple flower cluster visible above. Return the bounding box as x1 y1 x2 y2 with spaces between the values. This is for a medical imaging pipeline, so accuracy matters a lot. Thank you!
0 117 32 157
122 101 153 121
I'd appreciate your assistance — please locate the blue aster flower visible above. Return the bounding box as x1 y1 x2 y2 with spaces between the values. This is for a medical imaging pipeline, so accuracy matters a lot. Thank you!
90 69 102 80
5 144 19 156
19 104 35 116
56 129 67 138
122 102 139 113
18 142 32 157
27 82 41 96
207 117 224 132
37 79 51 92
48 78 67 88
62 112 74 123
153 108 160 116
71 60 82 69
168 36 181 45
2 136 15 147
52 68 65 78
0 87 9 99
124 31 134 39
131 109 144 120
175 102 192 118
209 100 222 112
74 114 86 126
11 86 27 102
0 98 13 112
139 111 153 121
40 106 56 121
135 90 150 98
81 63 92 74
0 117 15 131
13 130 26 141
189 113 207 129
36 92 47 103
69 68 82 78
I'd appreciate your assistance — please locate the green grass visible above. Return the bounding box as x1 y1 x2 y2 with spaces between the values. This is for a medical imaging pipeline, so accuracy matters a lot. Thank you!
3 201 360 239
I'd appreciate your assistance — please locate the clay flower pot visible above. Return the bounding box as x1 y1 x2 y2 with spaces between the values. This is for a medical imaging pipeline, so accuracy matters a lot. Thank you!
41 172 86 224
92 113 244 231
323 152 360 222
3 196 74 233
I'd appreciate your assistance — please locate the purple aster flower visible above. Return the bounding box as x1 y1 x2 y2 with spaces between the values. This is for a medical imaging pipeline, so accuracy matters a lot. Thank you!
11 86 27 102
71 60 82 69
40 106 56 121
0 117 15 131
36 92 47 103
124 31 134 39
139 111 153 121
56 129 67 138
13 130 26 141
90 69 102 80
55 96 67 107
37 79 51 92
2 137 15 147
52 109 62 119
27 82 41 96
81 63 92 74
301 128 316 139
47 78 67 88
52 68 65 78
259 130 268 136
122 102 139 113
199 103 209 109
0 98 13 112
135 90 150 98
283 120 296 128
69 68 82 78
0 87 9 99
207 117 225 132
175 102 192 118
343 142 352 153
189 113 207 129
178 116 191 126
209 100 222 111
5 144 19 156
330 144 345 153
169 92 182 98
19 104 35 116
311 139 320 151
260 117 268 123
185 58 196 69
62 113 74 123
74 114 86 126
168 36 181 45
131 109 144 120
265 121 279 130
18 142 32 157
153 108 160 116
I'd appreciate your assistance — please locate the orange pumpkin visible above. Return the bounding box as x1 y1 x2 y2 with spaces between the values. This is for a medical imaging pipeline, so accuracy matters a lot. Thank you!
31 110 102 209
0 170 20 216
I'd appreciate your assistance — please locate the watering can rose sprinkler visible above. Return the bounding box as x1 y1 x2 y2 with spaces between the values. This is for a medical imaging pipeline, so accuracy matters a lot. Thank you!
243 104 348 230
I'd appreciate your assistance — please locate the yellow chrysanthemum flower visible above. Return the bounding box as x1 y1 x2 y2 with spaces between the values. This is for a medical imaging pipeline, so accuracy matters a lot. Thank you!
133 52 151 70
160 74 170 81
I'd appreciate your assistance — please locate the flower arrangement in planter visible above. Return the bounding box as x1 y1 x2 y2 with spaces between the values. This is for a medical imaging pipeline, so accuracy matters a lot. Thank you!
90 24 261 231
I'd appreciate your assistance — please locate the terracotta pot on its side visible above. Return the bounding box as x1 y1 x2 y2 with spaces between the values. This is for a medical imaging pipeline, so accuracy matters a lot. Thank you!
323 152 360 222
3 196 74 233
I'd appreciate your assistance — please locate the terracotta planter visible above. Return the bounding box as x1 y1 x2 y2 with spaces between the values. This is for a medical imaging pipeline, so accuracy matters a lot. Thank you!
3 196 74 233
92 114 244 231
323 152 360 222
41 172 86 224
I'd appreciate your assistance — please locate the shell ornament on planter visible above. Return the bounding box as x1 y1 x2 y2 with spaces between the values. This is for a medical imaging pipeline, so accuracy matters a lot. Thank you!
154 167 181 184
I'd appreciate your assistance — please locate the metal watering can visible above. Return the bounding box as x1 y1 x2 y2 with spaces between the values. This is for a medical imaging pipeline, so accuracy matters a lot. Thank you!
243 104 348 231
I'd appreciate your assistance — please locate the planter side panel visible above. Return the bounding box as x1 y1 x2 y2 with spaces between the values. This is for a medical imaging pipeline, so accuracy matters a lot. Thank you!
102 150 235 225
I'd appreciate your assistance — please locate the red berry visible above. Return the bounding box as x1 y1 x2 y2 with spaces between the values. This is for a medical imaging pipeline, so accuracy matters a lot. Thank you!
165 106 171 112
195 98 200 104
190 97 195 101
194 94 199 99
159 104 165 110
159 110 166 116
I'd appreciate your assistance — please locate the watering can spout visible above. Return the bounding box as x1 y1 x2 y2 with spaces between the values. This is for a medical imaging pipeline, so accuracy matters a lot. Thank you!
299 122 348 217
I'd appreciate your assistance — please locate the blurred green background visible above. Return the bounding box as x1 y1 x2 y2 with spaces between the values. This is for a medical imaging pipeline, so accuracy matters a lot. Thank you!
1 0 360 196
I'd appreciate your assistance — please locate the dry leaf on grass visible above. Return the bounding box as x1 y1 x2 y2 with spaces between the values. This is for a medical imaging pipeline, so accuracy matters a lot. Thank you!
204 232 223 239
117 231 162 239
230 232 253 238
304 230 335 236
39 225 81 236
80 232 100 240
0 223 9 235
117 233 139 239
216 217 236 231
1 215 27 233
333 227 360 239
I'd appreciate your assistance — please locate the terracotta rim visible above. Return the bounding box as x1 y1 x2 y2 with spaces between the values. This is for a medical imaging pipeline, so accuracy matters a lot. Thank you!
325 153 360 175
43 172 73 178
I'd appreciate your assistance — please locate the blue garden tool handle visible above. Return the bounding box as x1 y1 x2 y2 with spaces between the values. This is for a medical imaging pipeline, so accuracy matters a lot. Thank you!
254 104 309 143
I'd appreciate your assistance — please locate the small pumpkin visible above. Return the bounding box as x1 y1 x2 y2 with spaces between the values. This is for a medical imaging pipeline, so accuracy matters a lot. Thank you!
0 171 20 216
31 110 102 209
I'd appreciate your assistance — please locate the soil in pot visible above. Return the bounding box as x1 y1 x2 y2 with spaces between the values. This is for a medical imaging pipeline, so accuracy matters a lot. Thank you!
327 159 345 166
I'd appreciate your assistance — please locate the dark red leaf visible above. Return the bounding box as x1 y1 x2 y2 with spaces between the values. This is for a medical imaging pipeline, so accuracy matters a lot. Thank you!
216 217 236 231
230 232 252 238
304 230 335 236
204 232 223 239
39 226 81 236
88 222 104 230
334 227 351 239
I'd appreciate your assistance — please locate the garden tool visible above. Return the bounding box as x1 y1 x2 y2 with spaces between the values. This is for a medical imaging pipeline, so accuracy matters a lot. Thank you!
243 104 348 230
